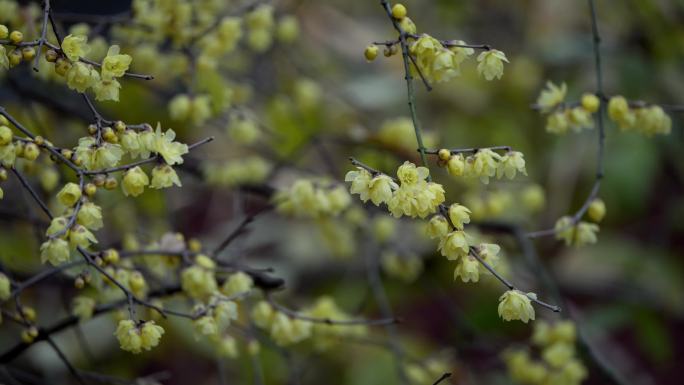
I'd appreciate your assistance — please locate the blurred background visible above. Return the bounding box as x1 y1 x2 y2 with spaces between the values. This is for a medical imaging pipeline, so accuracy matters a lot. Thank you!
1 0 683 384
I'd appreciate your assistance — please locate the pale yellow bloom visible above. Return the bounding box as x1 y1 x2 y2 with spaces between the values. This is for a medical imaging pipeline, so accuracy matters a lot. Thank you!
438 230 470 260
427 215 449 239
497 151 527 179
368 175 397 205
448 203 471 230
101 45 132 80
122 166 149 197
57 183 82 207
477 49 508 80
40 238 70 265
66 62 99 93
150 164 182 189
453 255 479 283
536 81 567 113
62 34 90 61
77 202 103 230
498 290 536 323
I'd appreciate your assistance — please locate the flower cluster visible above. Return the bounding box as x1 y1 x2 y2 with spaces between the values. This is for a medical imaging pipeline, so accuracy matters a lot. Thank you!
535 82 599 134
181 254 219 300
439 148 527 184
251 301 312 346
115 319 165 354
192 299 239 340
346 161 444 218
273 179 351 218
554 216 599 247
608 96 671 136
363 4 507 82
503 320 587 385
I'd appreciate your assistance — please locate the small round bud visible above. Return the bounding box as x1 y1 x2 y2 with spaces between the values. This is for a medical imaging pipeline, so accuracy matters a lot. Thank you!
364 45 378 61
93 174 106 187
383 45 398 57
83 271 92 283
84 183 97 197
391 4 407 19
9 30 23 44
102 127 117 143
61 149 73 159
0 125 12 145
188 238 202 252
0 115 8 125
21 306 36 322
21 329 37 343
33 136 44 146
23 143 40 161
94 256 104 266
45 49 59 62
0 168 8 181
14 141 24 157
0 24 8 39
114 121 126 132
54 58 71 76
21 47 36 61
587 198 606 222
103 249 120 264
104 176 118 190
74 276 85 289
87 124 98 135
581 93 600 113
72 155 83 166
8 49 22 67
438 149 451 161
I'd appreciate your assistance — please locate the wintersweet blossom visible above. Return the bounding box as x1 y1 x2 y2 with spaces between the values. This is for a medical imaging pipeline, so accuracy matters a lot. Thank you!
498 290 536 323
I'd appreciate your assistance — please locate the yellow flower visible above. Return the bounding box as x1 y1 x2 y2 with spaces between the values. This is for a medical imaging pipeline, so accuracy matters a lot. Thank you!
71 296 96 320
477 243 501 272
448 203 471 230
588 198 606 222
427 215 449 239
150 164 182 189
635 105 671 136
536 81 567 113
438 230 470 260
101 45 132 80
477 49 508 81
62 34 90 61
181 265 217 300
221 272 254 296
194 315 218 337
581 93 600 113
57 182 82 207
0 46 9 70
546 111 569 134
446 154 465 176
69 224 98 249
115 319 142 353
151 124 188 165
77 201 103 230
40 238 70 265
448 41 475 64
122 166 149 197
0 272 10 301
140 321 164 350
93 78 121 102
497 151 526 179
430 49 460 83
567 106 594 131
120 130 142 158
66 62 99 93
91 143 124 170
345 168 372 202
398 17 416 34
468 149 500 184
454 255 479 282
0 125 12 146
607 96 635 130
46 216 69 237
542 342 575 368
214 301 238 331
498 290 536 323
251 301 274 328
364 45 378 61
169 94 191 121
397 161 429 186
368 175 397 205
555 216 599 247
